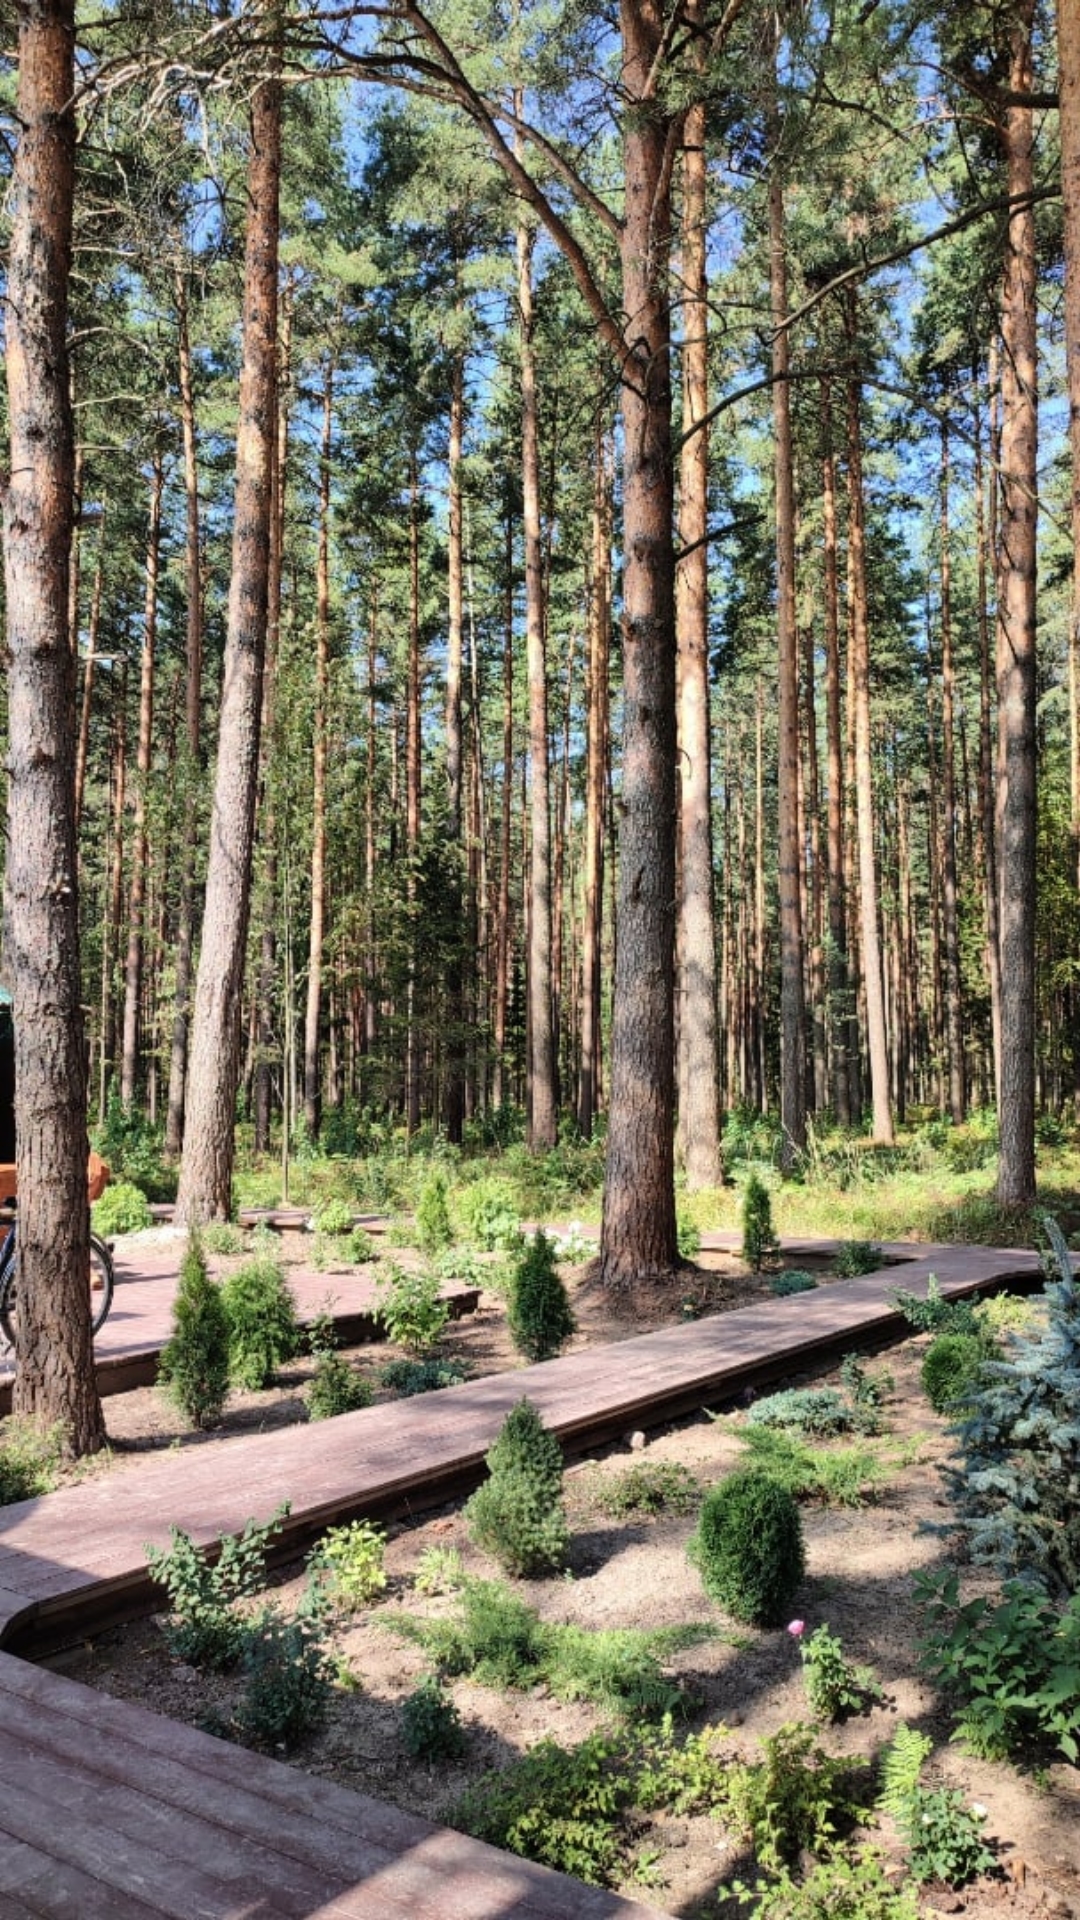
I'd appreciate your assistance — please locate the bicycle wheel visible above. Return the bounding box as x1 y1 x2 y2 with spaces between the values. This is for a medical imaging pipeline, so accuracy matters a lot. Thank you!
0 1233 115 1346
0 1238 14 1349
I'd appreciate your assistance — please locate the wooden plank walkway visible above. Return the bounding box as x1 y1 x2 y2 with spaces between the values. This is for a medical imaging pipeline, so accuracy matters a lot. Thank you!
0 1236 1045 1920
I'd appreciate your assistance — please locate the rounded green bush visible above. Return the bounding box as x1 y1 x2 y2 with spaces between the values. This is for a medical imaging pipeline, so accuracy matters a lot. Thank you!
92 1180 153 1236
690 1469 805 1626
920 1332 989 1414
508 1230 576 1363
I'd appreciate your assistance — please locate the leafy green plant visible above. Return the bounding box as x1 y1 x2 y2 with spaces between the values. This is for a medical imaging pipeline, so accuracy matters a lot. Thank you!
92 1179 152 1237
201 1221 245 1256
457 1179 524 1252
0 1416 62 1504
973 1290 1038 1340
307 1519 387 1611
889 1272 979 1337
380 1356 468 1396
157 1233 231 1429
453 1731 636 1885
676 1210 701 1260
343 1226 376 1263
914 1566 1080 1761
738 1428 892 1508
307 1347 374 1420
833 1240 882 1278
742 1173 779 1271
839 1352 892 1414
633 1718 732 1815
718 1721 871 1869
507 1229 576 1362
402 1673 466 1759
375 1261 449 1355
790 1621 883 1721
311 1197 354 1236
690 1470 805 1626
413 1544 467 1594
548 1222 593 1262
415 1171 454 1255
465 1397 569 1576
878 1723 996 1886
593 1460 700 1519
921 1331 992 1413
237 1598 335 1748
144 1507 288 1670
731 1850 920 1919
770 1268 817 1297
220 1256 300 1389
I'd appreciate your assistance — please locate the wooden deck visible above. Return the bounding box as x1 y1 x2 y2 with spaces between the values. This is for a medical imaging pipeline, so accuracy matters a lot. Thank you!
0 1235 1045 1918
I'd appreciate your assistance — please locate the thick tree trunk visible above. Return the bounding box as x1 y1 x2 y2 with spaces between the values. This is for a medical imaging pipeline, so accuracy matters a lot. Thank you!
2 0 105 1453
175 54 281 1221
120 445 163 1106
994 1 1038 1210
303 357 333 1142
675 85 723 1189
598 0 679 1285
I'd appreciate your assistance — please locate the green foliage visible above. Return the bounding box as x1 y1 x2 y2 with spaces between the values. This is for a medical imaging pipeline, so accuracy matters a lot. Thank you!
833 1240 882 1278
592 1460 700 1519
507 1229 576 1362
915 1566 1080 1761
889 1272 979 1336
157 1233 231 1429
936 1213 1080 1597
307 1348 374 1420
973 1290 1038 1340
375 1261 449 1354
415 1171 454 1255
144 1507 288 1670
878 1722 995 1887
380 1356 468 1395
719 1722 871 1870
402 1673 466 1759
453 1731 636 1885
742 1173 779 1271
0 1417 62 1504
92 1180 152 1236
738 1428 893 1508
412 1544 466 1594
307 1520 387 1611
219 1256 300 1389
94 1088 175 1201
838 1352 892 1414
311 1198 354 1236
746 1388 855 1437
794 1622 883 1721
237 1599 335 1748
770 1268 817 1297
633 1718 732 1815
676 1210 701 1260
344 1226 376 1263
732 1850 920 1920
920 1332 992 1412
201 1221 245 1256
465 1397 569 1576
456 1177 524 1251
690 1470 805 1625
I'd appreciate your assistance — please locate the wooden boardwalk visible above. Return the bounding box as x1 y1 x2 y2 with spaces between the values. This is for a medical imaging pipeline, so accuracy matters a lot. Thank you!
0 1236 1044 1918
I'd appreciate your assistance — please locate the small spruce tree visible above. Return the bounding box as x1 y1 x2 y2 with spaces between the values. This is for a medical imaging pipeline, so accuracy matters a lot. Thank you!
158 1232 231 1428
741 1172 779 1271
415 1170 454 1255
508 1230 576 1363
465 1397 569 1576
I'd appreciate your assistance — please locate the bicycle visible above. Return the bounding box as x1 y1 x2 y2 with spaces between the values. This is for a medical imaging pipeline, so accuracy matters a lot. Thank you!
0 1210 115 1349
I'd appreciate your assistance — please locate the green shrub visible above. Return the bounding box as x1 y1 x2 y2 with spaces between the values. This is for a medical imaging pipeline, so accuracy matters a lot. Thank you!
676 1210 701 1260
311 1197 354 1236
307 1348 373 1420
593 1460 700 1519
0 1417 62 1504
413 1544 467 1594
453 1732 636 1885
915 1566 1080 1761
878 1723 996 1886
746 1387 854 1436
375 1261 449 1355
402 1673 466 1760
457 1178 524 1251
718 1721 871 1870
973 1290 1038 1340
793 1621 883 1721
742 1173 779 1271
833 1240 882 1278
889 1272 979 1337
770 1268 817 1297
690 1470 805 1626
921 1332 992 1413
380 1356 468 1396
732 1850 920 1919
144 1507 288 1670
507 1230 575 1363
237 1600 335 1748
344 1226 376 1263
157 1233 231 1429
415 1172 454 1255
738 1427 892 1509
307 1519 386 1611
220 1256 300 1389
92 1180 152 1237
201 1221 245 1256
465 1398 569 1576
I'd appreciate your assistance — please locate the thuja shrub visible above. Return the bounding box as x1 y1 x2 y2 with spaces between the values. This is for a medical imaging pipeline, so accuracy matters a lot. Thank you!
741 1173 779 1271
465 1397 569 1576
415 1171 454 1256
690 1469 805 1626
921 1332 993 1414
507 1230 576 1363
157 1233 230 1429
220 1256 300 1389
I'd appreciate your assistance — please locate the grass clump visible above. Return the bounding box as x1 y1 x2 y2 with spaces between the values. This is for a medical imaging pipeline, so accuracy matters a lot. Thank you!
0 1416 62 1504
157 1232 231 1429
592 1460 700 1518
690 1470 805 1626
507 1229 575 1362
738 1426 894 1508
465 1398 569 1576
220 1256 300 1389
92 1179 152 1237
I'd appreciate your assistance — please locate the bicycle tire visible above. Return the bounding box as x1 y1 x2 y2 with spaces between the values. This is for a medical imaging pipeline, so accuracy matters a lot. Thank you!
0 1232 115 1347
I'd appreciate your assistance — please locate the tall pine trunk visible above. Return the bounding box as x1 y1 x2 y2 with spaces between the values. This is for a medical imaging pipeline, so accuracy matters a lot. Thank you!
1059 0 1080 885
3 0 105 1452
120 444 163 1106
303 356 333 1141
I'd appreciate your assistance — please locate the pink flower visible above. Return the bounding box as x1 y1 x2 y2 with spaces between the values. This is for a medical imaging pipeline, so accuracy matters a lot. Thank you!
787 1619 805 1638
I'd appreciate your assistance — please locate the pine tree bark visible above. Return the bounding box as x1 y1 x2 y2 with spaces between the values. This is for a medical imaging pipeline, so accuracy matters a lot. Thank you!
994 0 1038 1209
820 381 851 1126
442 351 466 1143
175 48 281 1221
938 422 966 1123
578 431 612 1140
675 81 723 1189
303 356 334 1141
2 0 105 1452
121 444 163 1106
1059 0 1080 884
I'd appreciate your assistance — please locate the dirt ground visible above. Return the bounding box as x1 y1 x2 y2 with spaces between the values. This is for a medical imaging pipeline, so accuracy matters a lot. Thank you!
55 1246 1080 1918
